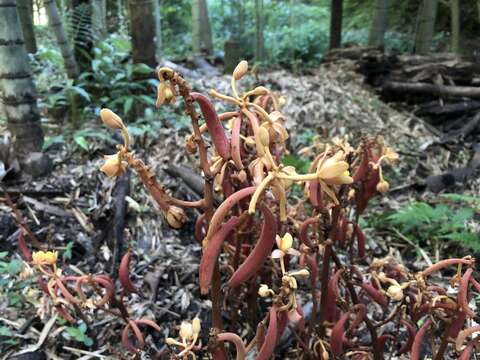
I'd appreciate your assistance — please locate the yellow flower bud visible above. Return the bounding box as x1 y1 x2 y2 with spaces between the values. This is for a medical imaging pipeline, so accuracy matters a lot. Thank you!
376 180 389 193
258 284 273 297
257 126 270 148
100 108 124 129
165 206 187 229
277 233 293 253
233 60 248 80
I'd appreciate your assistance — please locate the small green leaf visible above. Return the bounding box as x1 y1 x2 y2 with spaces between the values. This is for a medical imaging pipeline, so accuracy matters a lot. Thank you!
123 97 134 115
0 326 12 337
74 135 89 151
0 252 8 259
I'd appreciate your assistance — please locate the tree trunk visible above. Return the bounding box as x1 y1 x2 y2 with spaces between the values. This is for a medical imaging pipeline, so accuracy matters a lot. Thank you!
44 0 79 78
449 0 460 53
0 0 44 155
128 0 156 66
414 0 439 54
192 0 213 56
153 0 162 61
368 0 391 48
16 0 36 53
255 0 265 62
71 0 93 72
91 0 107 40
329 0 343 49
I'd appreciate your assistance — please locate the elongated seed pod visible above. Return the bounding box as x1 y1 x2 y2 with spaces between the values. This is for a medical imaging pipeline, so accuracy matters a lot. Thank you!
459 342 474 360
195 213 207 244
411 318 432 360
75 276 114 307
191 92 230 160
211 346 229 360
38 276 49 294
348 304 366 333
352 148 369 182
199 216 240 294
276 310 289 343
359 282 388 307
256 307 278 360
204 187 256 244
447 311 467 339
119 250 137 293
18 231 32 261
330 312 350 356
398 319 416 355
458 268 475 318
216 333 246 360
421 258 475 277
135 318 162 332
122 320 145 353
231 116 244 170
56 278 79 305
355 224 366 259
469 277 480 293
299 217 317 248
456 326 480 352
326 269 343 319
228 206 276 288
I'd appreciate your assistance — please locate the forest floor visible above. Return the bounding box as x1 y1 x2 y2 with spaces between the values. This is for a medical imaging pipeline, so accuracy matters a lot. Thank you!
0 60 478 359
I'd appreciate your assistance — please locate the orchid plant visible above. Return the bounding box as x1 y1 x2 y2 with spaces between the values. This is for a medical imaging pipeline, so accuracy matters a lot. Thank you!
14 60 480 359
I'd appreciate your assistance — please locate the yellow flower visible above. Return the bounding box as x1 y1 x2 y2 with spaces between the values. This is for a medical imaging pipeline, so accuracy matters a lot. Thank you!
272 233 301 259
32 251 58 266
316 151 353 186
156 81 176 107
100 153 127 178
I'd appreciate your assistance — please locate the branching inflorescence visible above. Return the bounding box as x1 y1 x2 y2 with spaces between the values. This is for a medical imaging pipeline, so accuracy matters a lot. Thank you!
17 61 480 359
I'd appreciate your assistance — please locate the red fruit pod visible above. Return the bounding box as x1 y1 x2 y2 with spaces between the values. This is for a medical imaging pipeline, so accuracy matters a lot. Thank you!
227 205 277 288
191 92 230 160
459 342 474 360
119 250 137 293
458 268 475 318
352 148 369 182
121 320 145 353
421 258 475 277
231 116 244 170
411 318 432 360
56 278 79 305
199 216 240 294
216 332 246 360
359 282 388 307
330 312 350 356
18 231 32 261
456 326 480 352
194 213 207 244
255 321 266 351
256 307 278 360
38 276 49 294
276 310 289 343
398 319 416 355
211 346 229 360
299 217 318 249
355 224 366 259
204 186 256 244
447 311 467 339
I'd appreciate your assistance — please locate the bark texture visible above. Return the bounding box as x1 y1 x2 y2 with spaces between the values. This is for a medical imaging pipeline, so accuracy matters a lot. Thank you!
449 0 460 53
154 0 162 61
255 0 265 62
128 0 156 66
192 0 213 55
16 0 36 53
368 0 391 48
414 0 439 54
329 0 343 49
0 0 43 154
44 0 79 78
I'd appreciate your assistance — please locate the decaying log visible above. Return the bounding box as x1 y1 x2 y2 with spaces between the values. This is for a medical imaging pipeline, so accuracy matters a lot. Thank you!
383 81 480 99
